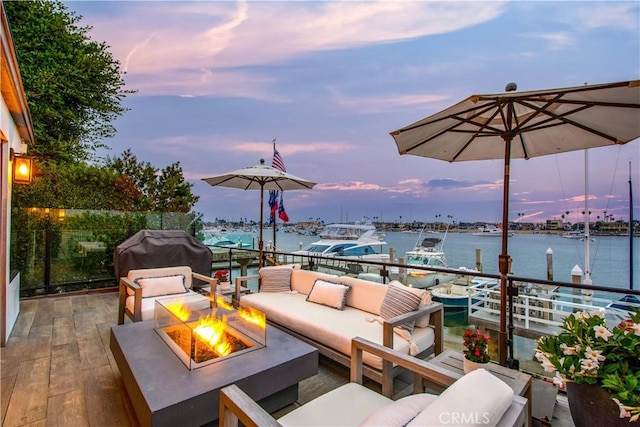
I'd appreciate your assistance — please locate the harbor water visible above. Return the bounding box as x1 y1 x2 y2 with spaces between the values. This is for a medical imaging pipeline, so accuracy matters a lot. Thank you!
259 230 638 289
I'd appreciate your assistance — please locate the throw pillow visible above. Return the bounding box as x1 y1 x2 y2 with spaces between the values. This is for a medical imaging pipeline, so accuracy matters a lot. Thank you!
134 274 188 298
359 393 436 426
259 265 295 292
379 281 422 332
406 368 514 427
306 280 351 310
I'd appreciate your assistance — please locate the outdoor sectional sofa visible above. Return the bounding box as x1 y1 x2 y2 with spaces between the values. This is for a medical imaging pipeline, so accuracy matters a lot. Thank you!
234 266 443 393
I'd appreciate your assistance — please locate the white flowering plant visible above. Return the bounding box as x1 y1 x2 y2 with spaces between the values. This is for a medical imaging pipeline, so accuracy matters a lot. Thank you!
536 308 640 421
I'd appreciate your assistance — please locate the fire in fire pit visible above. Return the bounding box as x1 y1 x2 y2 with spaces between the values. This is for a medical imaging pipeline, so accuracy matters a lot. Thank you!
154 297 266 370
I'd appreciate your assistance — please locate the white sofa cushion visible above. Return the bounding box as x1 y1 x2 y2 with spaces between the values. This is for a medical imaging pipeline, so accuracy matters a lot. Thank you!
359 393 437 426
125 291 205 321
127 266 194 295
379 281 423 332
337 276 388 315
278 382 392 427
407 368 514 427
240 292 434 371
291 269 339 295
134 274 188 298
306 280 351 310
259 265 295 292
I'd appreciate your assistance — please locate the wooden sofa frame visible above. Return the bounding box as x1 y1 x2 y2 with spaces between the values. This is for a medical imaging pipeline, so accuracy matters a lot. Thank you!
219 337 528 427
234 275 444 396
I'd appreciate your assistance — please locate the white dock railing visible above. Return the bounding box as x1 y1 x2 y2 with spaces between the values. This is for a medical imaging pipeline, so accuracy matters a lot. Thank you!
468 282 639 329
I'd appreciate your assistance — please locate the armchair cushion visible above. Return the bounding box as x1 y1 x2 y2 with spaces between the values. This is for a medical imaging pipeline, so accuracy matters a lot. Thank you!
134 274 188 298
259 265 295 292
379 281 423 332
359 393 437 426
278 382 392 427
407 368 514 427
306 280 351 310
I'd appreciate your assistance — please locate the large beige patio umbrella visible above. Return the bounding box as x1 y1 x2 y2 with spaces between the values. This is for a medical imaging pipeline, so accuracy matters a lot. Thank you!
390 79 640 367
202 159 316 266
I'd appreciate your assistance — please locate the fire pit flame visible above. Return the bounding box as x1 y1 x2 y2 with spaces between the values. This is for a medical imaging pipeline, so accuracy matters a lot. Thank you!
192 313 232 357
165 302 192 322
154 298 266 369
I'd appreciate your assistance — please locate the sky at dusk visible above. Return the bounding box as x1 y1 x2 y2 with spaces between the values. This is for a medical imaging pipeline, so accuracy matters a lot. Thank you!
68 0 639 225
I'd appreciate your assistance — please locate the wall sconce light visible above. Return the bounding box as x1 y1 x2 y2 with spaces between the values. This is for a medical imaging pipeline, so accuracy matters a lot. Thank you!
11 148 34 185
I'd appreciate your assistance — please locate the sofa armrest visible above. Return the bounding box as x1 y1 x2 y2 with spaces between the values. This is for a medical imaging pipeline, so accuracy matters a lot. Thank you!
192 271 216 306
220 384 281 427
351 337 457 399
118 277 142 323
381 302 443 349
234 275 260 306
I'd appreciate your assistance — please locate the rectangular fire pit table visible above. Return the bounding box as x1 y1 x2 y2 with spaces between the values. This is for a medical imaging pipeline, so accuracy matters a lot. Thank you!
110 320 318 427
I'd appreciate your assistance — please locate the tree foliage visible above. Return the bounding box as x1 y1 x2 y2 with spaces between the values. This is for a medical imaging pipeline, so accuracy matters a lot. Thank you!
106 149 199 212
12 149 199 212
6 1 199 214
4 0 131 163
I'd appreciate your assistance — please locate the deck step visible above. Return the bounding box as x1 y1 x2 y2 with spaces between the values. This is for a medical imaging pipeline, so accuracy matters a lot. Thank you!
532 378 557 427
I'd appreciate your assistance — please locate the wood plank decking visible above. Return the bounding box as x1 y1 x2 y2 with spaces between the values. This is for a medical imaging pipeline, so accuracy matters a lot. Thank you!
1 291 574 426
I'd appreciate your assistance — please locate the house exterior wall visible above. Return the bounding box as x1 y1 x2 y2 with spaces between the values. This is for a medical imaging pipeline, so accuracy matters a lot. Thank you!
1 1 35 345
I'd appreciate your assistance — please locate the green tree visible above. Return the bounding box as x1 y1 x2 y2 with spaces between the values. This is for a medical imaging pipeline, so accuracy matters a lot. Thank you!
4 0 131 163
106 149 199 212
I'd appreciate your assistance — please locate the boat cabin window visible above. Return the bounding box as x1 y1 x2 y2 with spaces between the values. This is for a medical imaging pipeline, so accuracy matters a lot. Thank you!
340 246 378 256
329 243 357 254
407 255 445 267
302 244 332 253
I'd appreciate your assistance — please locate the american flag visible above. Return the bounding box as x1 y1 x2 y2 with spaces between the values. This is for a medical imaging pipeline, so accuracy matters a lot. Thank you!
271 139 286 172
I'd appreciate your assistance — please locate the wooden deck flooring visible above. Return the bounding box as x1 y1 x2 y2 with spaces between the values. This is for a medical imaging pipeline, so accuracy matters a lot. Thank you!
1 291 574 426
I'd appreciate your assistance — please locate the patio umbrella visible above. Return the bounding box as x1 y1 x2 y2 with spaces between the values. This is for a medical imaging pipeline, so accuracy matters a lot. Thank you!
202 159 316 266
390 79 640 367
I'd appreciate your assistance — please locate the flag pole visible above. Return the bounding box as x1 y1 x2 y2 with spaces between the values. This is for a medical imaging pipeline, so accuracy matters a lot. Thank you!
272 205 277 250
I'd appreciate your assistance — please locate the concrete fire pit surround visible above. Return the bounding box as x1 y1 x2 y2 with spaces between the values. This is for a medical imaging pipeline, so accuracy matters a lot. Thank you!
110 320 318 427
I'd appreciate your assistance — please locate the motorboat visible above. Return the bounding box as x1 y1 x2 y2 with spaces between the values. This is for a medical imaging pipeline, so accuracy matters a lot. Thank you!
430 272 497 315
401 234 456 288
292 223 389 263
472 226 514 237
203 231 251 250
561 230 595 241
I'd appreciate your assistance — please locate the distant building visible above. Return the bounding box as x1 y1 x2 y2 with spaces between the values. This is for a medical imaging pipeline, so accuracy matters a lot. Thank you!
546 219 564 230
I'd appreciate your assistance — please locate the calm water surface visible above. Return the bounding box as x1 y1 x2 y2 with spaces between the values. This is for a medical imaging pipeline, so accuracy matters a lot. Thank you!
237 230 638 289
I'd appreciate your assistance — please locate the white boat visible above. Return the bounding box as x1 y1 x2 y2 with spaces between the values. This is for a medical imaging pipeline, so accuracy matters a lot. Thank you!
292 223 389 263
430 272 497 315
561 230 594 241
401 233 456 288
203 231 251 250
472 226 514 237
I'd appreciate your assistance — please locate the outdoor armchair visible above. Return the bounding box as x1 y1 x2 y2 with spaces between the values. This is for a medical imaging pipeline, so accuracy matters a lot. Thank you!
118 265 216 324
219 337 528 427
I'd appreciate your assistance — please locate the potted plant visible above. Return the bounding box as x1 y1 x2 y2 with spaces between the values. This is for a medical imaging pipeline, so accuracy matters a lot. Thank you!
462 330 491 373
536 308 640 425
214 269 230 290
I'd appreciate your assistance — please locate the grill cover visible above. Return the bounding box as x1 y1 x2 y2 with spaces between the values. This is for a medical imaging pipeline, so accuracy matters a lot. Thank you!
114 230 212 279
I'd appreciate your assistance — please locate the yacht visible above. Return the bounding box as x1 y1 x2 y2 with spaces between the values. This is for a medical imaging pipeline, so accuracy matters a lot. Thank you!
472 226 514 237
292 223 389 263
561 230 594 241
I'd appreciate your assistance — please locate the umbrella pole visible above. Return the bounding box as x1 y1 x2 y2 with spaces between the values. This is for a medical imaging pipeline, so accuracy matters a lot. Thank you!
259 185 264 268
499 135 517 368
